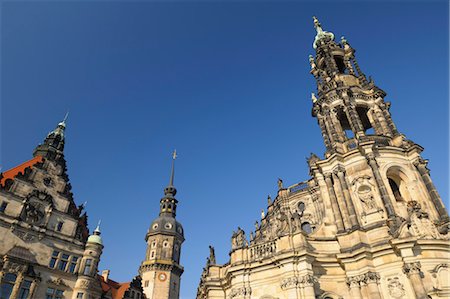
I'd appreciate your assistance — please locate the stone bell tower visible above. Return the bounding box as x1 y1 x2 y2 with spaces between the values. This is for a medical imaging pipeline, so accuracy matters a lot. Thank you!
140 151 185 299
308 16 449 234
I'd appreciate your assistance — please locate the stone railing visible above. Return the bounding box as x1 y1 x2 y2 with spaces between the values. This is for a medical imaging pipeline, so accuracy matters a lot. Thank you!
249 241 276 261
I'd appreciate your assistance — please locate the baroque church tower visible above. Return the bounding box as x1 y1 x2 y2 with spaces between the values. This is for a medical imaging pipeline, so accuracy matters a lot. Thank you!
140 151 185 299
197 18 449 299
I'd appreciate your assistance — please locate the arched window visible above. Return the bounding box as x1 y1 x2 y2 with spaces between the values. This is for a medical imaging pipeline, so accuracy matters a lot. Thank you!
336 108 354 139
356 106 374 135
301 222 312 234
334 55 348 74
388 178 404 202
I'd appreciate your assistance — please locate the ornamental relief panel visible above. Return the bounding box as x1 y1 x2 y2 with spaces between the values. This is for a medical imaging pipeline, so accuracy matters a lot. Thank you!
386 277 405 299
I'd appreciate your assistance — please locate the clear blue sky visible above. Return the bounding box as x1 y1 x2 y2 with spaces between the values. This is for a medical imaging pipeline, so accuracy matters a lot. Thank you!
1 1 448 298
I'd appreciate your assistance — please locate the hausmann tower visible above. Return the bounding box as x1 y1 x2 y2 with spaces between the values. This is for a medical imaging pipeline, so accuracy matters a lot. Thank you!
140 151 185 299
196 17 449 299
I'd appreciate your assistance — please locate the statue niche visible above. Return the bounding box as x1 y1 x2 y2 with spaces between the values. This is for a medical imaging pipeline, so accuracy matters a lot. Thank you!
353 176 378 211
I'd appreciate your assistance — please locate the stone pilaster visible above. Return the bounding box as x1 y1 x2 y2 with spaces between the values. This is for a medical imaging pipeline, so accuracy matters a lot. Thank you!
280 276 299 299
366 154 395 217
365 271 381 299
336 168 359 228
324 173 344 232
414 159 449 222
346 276 363 299
403 262 427 299
332 172 352 230
299 274 316 299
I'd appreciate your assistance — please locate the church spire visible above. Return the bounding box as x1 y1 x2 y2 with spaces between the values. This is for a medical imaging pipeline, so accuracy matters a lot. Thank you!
33 114 69 164
160 150 179 217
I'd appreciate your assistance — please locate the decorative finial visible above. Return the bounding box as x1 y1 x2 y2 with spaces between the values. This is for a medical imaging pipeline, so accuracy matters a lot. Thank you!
94 220 101 234
261 209 265 219
313 16 321 32
267 195 272 206
169 150 177 186
311 93 318 103
341 36 348 45
312 16 335 49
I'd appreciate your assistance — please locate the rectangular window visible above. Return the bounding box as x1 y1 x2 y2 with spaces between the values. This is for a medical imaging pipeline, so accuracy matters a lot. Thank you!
69 256 79 273
55 289 64 299
18 280 32 299
144 280 149 287
1 273 17 299
46 288 64 299
56 221 64 232
76 293 83 299
0 202 7 213
49 250 60 268
46 288 55 299
57 254 70 271
83 259 92 275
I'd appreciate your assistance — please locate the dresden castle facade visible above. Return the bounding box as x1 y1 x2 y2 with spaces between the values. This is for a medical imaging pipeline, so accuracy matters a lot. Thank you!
1 17 449 299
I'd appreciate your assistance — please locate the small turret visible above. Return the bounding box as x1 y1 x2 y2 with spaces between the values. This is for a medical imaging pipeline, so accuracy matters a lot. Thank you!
72 221 104 299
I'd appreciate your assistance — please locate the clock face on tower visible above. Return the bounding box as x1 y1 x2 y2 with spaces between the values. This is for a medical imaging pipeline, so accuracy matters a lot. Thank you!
158 273 167 282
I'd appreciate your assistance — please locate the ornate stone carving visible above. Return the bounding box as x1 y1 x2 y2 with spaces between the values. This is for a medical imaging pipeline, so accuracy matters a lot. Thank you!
387 277 405 299
209 246 216 265
80 279 91 289
403 262 422 276
299 274 317 287
280 276 298 290
229 286 251 298
12 229 39 243
3 261 26 273
352 175 379 211
231 227 248 250
22 202 45 225
47 278 68 287
406 201 442 239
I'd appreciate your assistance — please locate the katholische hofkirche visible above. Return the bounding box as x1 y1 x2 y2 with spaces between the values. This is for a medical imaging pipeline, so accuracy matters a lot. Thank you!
1 17 449 299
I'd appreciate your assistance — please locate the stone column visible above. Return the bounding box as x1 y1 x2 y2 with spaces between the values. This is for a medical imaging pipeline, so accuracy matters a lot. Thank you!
368 107 383 136
346 276 363 299
10 272 24 299
29 279 39 299
336 168 359 228
403 262 427 299
330 108 346 142
323 109 339 146
300 274 316 299
332 172 352 230
379 102 398 136
317 114 332 152
366 154 395 217
365 272 381 299
324 173 344 232
372 105 391 137
414 160 449 222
